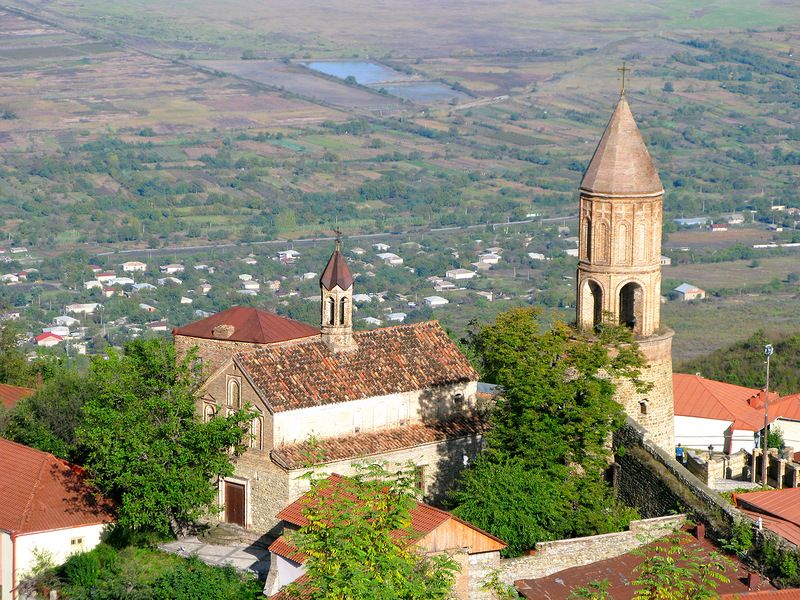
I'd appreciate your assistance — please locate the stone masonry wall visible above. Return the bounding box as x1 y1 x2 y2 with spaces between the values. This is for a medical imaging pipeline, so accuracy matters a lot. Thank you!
175 334 270 374
613 330 675 452
498 515 684 586
614 417 738 534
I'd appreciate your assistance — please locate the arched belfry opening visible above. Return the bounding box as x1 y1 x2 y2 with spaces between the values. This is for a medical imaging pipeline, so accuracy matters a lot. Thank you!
580 279 604 330
619 282 644 335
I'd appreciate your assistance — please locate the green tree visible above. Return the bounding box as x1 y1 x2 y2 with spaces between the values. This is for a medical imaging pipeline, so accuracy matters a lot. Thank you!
632 532 731 599
0 320 32 386
2 366 94 459
450 308 642 556
284 464 459 600
77 339 254 537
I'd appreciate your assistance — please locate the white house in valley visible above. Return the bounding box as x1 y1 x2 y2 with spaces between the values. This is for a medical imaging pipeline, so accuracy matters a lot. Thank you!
0 439 114 600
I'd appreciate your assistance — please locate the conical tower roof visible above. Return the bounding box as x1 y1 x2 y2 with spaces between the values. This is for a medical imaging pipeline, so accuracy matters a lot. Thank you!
320 243 354 290
580 95 663 196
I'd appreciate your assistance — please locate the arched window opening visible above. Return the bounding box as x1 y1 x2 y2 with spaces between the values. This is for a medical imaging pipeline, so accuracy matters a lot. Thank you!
339 297 347 325
580 279 603 331
327 297 335 325
204 404 215 423
250 417 262 450
228 380 241 408
619 282 644 335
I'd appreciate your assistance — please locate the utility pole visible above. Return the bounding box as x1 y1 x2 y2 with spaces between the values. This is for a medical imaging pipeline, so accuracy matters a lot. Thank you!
761 343 774 486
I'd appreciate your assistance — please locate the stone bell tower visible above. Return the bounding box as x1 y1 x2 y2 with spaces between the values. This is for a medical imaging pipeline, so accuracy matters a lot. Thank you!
576 92 675 451
320 238 356 352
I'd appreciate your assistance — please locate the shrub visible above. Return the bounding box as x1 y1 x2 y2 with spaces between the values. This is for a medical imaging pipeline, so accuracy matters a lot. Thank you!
62 551 101 588
151 556 260 599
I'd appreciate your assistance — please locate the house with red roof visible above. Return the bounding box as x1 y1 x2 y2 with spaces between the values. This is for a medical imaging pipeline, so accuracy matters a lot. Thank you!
734 488 800 547
176 243 485 534
673 373 780 453
34 332 63 348
264 474 506 599
0 439 114 600
768 394 800 451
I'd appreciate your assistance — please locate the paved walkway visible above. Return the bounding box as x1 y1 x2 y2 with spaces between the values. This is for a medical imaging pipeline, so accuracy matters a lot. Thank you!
713 479 763 492
160 536 270 578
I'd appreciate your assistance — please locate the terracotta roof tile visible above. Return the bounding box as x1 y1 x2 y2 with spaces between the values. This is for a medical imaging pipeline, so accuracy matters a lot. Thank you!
722 590 800 599
172 306 319 344
319 248 353 291
580 95 663 196
238 321 478 413
270 416 487 470
0 383 34 409
0 438 115 534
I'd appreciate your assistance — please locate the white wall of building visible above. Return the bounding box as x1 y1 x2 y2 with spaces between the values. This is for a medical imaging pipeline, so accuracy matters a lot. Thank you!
275 554 305 590
1 531 12 600
776 418 800 450
15 523 107 579
675 416 731 452
273 381 477 446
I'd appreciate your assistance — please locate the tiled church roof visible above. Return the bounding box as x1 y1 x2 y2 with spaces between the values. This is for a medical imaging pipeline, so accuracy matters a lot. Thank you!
236 321 478 413
270 415 487 469
580 95 663 196
172 306 319 344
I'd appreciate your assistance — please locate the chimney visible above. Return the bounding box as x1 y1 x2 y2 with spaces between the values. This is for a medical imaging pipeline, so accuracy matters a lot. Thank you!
694 523 705 540
747 572 760 591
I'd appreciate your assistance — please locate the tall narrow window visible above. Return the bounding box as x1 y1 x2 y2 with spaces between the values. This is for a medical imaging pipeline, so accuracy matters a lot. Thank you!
204 404 215 423
250 417 262 450
619 282 644 335
339 297 346 325
228 380 241 408
327 297 335 325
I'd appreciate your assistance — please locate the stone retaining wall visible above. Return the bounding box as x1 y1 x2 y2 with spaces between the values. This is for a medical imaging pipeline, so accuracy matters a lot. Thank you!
498 514 684 585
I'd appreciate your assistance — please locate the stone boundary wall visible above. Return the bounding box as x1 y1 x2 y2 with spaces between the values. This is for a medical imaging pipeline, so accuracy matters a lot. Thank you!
498 514 684 585
614 417 741 533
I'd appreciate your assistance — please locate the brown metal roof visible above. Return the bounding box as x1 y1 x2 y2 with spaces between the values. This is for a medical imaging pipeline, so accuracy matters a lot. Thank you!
172 306 319 344
0 438 115 535
236 321 479 413
0 382 34 409
580 95 663 196
319 248 353 291
515 531 773 599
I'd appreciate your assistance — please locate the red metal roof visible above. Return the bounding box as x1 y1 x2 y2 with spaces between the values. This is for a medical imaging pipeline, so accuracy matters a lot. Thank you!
722 590 800 599
515 530 773 599
0 438 115 535
237 321 478 413
771 394 800 421
35 332 63 342
319 248 353 291
0 382 34 409
172 306 319 344
271 416 487 470
673 373 777 431
734 488 800 546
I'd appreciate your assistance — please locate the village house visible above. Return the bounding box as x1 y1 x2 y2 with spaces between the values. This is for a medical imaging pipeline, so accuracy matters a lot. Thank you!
423 295 449 308
83 280 102 290
376 252 403 266
35 332 63 347
54 315 79 327
66 303 100 315
121 261 147 272
0 439 115 600
446 268 476 281
674 282 706 301
276 250 300 264
176 243 485 534
160 264 185 275
264 474 506 599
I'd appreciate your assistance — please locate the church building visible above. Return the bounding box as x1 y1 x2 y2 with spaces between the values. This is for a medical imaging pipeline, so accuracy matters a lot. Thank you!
173 241 486 534
576 92 675 451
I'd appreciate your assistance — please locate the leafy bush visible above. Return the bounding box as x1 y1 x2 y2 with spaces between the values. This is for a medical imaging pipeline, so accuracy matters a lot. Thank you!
151 556 260 599
62 551 100 588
